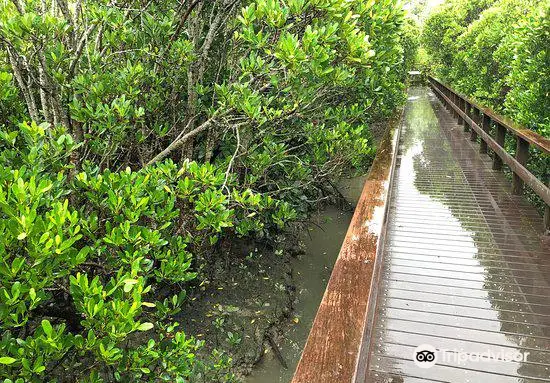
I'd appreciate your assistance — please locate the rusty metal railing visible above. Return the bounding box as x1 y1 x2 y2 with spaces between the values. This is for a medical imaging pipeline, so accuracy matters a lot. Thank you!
429 76 550 232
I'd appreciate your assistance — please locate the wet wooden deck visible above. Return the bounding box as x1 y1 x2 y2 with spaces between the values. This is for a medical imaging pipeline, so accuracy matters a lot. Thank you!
368 88 550 382
293 86 550 383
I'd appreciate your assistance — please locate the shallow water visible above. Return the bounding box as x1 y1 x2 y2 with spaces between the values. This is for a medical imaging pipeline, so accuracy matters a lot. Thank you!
244 177 366 383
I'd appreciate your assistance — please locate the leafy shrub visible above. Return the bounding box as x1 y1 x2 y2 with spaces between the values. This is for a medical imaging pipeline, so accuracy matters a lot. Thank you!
422 0 548 211
501 4 550 137
423 0 548 135
0 122 298 381
0 0 416 381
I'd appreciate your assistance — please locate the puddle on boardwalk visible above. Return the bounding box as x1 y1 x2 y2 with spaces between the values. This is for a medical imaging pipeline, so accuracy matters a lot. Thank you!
244 176 365 383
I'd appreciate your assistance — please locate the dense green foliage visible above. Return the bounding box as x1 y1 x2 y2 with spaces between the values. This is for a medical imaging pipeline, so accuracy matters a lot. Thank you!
0 0 416 381
422 0 548 211
423 0 549 136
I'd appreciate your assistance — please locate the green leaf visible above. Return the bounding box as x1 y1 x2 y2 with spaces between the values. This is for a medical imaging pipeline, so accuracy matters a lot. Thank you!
0 357 16 364
123 279 138 292
41 320 53 337
29 288 36 301
137 322 154 331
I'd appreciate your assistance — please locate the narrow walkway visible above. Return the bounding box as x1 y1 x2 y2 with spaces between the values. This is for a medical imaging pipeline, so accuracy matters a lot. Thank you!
368 87 550 382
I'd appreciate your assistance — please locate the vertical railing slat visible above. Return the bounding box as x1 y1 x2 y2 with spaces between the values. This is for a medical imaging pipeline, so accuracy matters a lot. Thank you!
512 137 530 195
470 107 479 141
545 179 550 232
458 98 465 126
480 113 490 154
453 94 458 118
493 124 506 171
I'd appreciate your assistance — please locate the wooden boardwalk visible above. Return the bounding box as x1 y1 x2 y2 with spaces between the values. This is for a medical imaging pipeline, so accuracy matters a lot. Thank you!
293 86 550 383
367 87 550 382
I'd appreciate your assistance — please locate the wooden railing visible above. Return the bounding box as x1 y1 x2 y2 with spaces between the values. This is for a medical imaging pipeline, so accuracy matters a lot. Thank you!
291 115 402 383
429 76 550 232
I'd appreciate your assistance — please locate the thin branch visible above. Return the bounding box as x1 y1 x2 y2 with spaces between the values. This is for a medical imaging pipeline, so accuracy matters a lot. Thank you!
6 47 39 121
169 0 202 44
10 0 25 14
146 116 217 166
222 124 241 192
67 23 98 80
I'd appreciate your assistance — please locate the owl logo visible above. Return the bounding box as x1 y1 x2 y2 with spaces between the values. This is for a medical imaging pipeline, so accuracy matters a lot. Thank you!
413 344 437 368
416 350 435 362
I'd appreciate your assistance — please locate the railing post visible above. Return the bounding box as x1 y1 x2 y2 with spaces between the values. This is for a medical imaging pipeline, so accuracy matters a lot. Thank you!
470 107 478 141
512 137 530 195
480 113 490 154
458 98 465 126
545 179 550 233
464 102 471 132
493 124 506 170
452 93 458 118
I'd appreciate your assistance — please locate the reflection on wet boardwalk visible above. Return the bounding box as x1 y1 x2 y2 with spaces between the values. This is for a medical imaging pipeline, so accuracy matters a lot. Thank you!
368 88 550 382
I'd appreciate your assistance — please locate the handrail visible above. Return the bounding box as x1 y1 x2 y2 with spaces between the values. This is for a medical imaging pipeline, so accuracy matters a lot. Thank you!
428 76 550 231
429 76 550 154
291 114 402 383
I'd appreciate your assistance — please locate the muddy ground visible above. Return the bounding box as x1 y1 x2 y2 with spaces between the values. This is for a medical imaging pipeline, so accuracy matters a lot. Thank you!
178 236 302 379
177 115 396 381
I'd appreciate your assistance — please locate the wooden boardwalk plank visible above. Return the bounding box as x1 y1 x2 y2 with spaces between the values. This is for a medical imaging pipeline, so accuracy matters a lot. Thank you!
367 87 550 383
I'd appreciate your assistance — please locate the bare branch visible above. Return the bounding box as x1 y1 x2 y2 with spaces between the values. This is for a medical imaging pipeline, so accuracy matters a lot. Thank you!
222 123 241 192
67 23 98 80
169 0 202 45
10 0 25 14
38 56 53 124
73 0 82 26
147 116 217 166
6 47 39 121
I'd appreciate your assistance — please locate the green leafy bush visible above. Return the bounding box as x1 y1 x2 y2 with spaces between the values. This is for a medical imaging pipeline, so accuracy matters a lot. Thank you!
501 4 550 137
423 0 548 135
422 0 548 211
0 0 416 380
0 122 296 381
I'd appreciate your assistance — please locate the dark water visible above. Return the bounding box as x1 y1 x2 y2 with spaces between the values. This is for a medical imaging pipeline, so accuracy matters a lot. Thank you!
244 176 367 383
